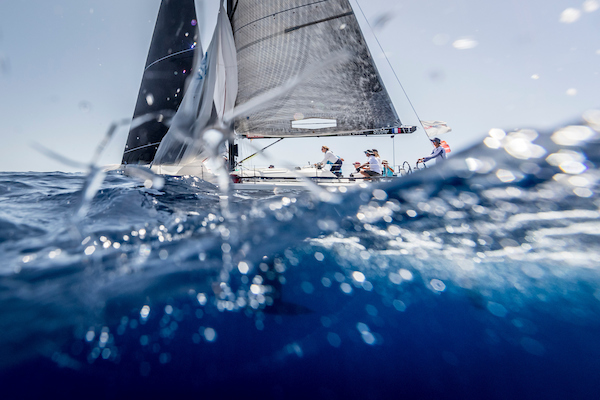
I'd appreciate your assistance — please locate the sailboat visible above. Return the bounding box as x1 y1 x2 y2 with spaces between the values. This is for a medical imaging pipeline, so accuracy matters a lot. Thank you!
121 0 421 188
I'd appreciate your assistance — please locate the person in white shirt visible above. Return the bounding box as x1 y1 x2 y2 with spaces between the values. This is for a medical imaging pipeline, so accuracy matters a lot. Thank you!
358 150 382 178
316 146 343 177
371 149 383 172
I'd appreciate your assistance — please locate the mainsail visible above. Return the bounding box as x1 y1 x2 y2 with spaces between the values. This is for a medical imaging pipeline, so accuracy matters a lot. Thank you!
228 0 410 138
122 0 200 165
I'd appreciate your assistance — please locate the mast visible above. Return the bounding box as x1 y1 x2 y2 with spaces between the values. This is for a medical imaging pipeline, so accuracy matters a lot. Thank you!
227 0 238 171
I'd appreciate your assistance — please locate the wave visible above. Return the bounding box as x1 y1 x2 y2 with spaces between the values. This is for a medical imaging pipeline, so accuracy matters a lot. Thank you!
0 117 599 398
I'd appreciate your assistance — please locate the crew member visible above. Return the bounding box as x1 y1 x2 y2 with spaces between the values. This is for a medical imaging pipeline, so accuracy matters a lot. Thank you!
418 138 446 165
382 160 395 177
358 150 382 179
316 145 343 177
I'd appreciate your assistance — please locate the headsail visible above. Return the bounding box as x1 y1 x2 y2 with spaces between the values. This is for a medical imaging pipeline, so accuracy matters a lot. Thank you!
153 4 238 166
228 0 411 138
122 0 200 165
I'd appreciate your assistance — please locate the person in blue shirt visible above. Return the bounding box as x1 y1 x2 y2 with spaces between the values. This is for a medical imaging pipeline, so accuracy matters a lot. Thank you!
382 160 395 177
418 137 446 165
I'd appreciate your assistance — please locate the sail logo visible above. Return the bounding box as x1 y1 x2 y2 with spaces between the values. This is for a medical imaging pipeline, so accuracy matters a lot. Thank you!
291 118 337 130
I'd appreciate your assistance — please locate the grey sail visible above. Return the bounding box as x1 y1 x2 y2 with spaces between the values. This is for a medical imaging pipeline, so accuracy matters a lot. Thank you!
228 0 409 139
122 0 200 165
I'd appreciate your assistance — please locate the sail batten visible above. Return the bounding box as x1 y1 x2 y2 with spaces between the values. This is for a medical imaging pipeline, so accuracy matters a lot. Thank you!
231 0 331 34
284 11 354 33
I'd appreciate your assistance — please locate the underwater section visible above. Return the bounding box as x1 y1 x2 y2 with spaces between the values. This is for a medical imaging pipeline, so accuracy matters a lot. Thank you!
0 113 599 399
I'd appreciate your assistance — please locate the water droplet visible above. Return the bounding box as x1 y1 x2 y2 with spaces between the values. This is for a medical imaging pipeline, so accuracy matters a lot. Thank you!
140 305 150 319
352 271 365 283
238 261 249 274
203 327 217 342
487 302 508 317
452 37 478 50
520 337 545 356
301 281 314 294
78 101 92 112
340 282 352 294
327 332 341 347
560 8 581 23
430 279 446 292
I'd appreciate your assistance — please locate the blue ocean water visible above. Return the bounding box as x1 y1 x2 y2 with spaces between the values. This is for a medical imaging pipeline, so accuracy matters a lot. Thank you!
1 119 600 399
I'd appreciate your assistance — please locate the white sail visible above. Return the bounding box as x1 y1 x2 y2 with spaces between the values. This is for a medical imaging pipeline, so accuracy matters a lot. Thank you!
213 6 238 121
153 4 237 166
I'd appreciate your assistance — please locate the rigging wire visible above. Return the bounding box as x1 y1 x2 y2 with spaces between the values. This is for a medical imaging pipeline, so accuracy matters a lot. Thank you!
237 138 284 165
353 0 430 139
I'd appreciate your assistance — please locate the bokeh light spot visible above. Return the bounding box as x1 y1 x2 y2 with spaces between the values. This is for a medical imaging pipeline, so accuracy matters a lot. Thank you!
430 279 446 292
452 37 478 50
204 327 217 342
352 271 365 283
560 8 581 23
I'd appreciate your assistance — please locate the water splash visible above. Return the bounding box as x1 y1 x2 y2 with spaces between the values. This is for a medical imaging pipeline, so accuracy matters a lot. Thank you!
2 113 599 397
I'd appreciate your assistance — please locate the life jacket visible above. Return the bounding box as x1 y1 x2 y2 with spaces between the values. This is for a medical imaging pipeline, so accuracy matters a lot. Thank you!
441 140 451 153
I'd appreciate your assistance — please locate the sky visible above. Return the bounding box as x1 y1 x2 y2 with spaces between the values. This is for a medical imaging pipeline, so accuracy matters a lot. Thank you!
0 0 598 173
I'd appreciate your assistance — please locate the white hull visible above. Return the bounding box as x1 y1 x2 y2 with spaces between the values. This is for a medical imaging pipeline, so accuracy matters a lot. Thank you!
118 162 392 192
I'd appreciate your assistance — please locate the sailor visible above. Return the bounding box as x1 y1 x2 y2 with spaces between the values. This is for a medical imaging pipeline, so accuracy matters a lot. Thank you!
371 149 383 172
418 137 446 165
382 160 395 177
359 150 382 179
316 146 343 177
349 161 362 178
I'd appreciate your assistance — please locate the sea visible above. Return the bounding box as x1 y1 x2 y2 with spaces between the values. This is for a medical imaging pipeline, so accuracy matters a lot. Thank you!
1 115 599 399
